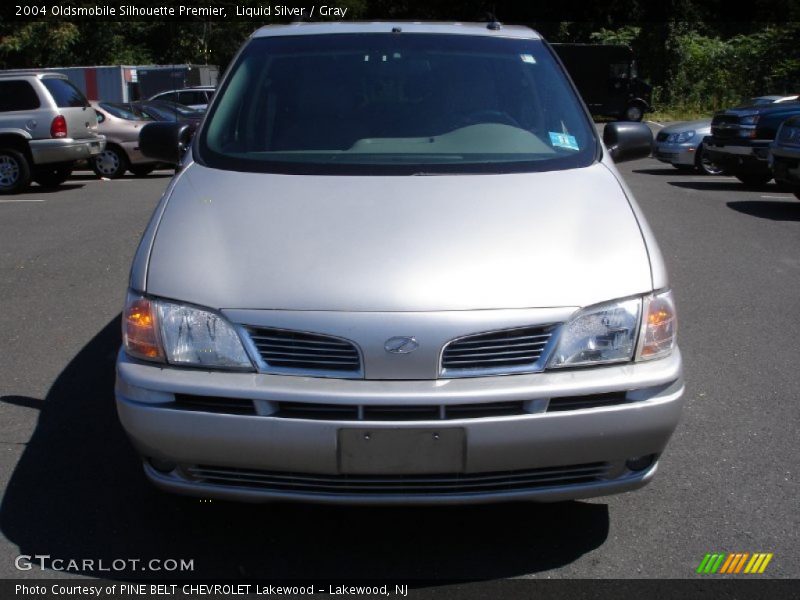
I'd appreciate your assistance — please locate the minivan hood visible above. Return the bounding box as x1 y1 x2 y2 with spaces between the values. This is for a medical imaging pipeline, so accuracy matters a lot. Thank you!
145 163 653 312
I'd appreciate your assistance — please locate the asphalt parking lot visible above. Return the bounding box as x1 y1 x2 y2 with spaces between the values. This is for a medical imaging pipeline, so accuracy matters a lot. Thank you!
0 157 798 581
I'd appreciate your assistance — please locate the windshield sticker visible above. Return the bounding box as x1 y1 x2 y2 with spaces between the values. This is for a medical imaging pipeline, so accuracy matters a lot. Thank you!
549 131 579 151
520 54 536 64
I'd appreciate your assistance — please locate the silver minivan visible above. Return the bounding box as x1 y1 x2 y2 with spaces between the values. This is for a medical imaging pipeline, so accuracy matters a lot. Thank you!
118 22 683 504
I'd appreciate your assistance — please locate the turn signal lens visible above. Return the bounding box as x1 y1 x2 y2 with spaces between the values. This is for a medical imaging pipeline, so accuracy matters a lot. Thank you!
123 293 164 362
638 290 677 360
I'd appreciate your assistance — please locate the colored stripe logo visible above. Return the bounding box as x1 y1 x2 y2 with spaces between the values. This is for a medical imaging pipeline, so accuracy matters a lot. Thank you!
696 552 773 574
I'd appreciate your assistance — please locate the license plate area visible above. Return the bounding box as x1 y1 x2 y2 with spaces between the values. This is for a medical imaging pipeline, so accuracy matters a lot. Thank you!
338 428 465 475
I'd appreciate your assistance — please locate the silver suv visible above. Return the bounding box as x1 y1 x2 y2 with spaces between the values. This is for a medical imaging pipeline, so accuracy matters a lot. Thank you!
0 72 105 194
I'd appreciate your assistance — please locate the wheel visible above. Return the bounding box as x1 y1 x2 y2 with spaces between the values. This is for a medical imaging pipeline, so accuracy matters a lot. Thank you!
0 148 32 194
129 165 155 177
33 165 72 188
624 104 644 122
734 173 772 186
92 146 129 179
695 145 725 175
794 190 800 200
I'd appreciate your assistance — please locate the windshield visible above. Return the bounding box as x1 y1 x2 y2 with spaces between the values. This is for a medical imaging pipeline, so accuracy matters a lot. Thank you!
199 33 597 175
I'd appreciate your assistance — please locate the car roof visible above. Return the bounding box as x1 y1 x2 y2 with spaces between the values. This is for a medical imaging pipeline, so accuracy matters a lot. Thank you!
0 71 68 80
251 21 539 40
153 87 214 94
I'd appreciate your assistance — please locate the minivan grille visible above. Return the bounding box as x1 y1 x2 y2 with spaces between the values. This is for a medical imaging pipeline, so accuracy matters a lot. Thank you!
247 327 361 375
185 462 611 495
441 325 556 376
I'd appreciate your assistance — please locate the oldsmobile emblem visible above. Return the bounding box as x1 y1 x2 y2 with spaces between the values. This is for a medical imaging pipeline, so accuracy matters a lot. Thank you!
384 336 419 354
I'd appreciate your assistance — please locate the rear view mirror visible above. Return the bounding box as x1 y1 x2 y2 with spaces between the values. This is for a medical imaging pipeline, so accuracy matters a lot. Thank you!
139 122 190 164
603 122 653 163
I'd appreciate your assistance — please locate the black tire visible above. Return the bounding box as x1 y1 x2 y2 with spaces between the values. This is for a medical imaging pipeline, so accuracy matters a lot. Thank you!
695 145 725 176
92 146 129 179
0 148 32 195
734 172 772 186
33 165 72 188
129 165 156 177
794 190 800 201
624 103 644 122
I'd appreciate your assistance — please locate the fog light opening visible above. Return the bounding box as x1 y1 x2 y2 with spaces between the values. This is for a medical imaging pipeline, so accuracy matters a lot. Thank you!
626 454 657 472
148 457 178 474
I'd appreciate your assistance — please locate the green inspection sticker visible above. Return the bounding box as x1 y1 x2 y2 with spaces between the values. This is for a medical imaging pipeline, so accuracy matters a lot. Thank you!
549 131 580 151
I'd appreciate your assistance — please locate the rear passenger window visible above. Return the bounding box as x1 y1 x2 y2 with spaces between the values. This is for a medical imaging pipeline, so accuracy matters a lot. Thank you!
178 91 206 105
0 81 41 111
42 78 89 107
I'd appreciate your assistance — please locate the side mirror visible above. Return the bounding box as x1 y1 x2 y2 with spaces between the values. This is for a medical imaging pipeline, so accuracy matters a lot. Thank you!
603 122 653 163
139 122 191 164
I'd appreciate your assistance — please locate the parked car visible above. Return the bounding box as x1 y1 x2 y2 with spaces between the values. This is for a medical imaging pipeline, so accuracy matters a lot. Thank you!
653 120 723 174
0 71 105 193
120 22 683 505
769 115 800 199
148 86 214 110
90 101 160 178
705 100 800 186
132 100 203 138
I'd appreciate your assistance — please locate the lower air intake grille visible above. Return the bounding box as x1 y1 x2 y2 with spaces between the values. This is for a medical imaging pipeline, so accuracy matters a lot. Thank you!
247 327 361 376
173 394 256 415
547 392 628 412
275 400 526 421
186 462 611 495
441 325 557 376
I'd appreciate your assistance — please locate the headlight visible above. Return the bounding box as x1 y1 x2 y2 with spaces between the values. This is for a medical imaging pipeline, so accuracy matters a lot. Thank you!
548 297 641 368
548 291 677 368
740 114 760 126
778 124 800 144
123 292 254 370
666 130 694 143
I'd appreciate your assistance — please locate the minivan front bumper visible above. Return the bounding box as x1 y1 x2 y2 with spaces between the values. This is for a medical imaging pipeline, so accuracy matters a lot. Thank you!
116 347 684 504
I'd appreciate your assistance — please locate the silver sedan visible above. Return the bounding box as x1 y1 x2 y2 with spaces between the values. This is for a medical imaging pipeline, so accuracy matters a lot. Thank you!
652 120 723 175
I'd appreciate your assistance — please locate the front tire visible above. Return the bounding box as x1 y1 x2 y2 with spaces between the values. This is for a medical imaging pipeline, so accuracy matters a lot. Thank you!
735 172 772 186
34 165 72 188
695 145 725 175
0 148 32 195
92 146 129 179
794 190 800 200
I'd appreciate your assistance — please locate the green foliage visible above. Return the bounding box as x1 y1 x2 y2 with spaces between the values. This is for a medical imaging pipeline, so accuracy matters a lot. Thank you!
0 7 797 118
586 22 800 114
590 26 641 46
